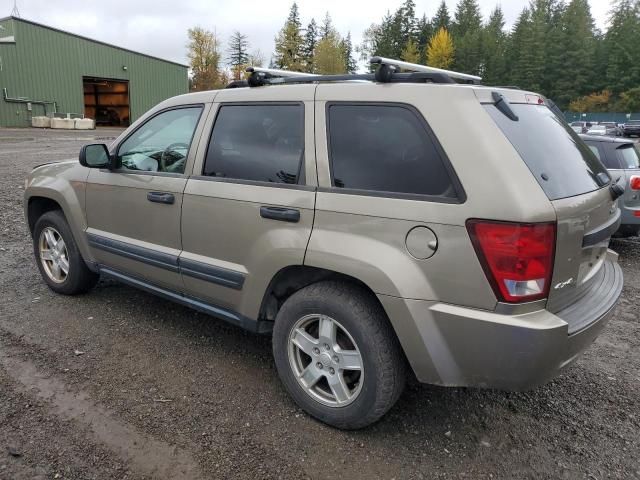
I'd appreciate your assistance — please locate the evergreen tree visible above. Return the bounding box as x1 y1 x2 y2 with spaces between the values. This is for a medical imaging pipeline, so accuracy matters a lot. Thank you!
226 31 249 80
427 27 454 69
432 1 451 31
605 0 640 94
401 37 420 64
398 0 418 46
416 14 433 64
320 12 334 40
341 32 357 73
369 12 403 60
303 19 319 73
506 8 536 89
274 2 304 71
481 6 507 85
452 0 483 75
552 0 597 107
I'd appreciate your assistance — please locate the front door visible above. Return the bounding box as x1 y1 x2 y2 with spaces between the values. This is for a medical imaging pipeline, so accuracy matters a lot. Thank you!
85 104 208 291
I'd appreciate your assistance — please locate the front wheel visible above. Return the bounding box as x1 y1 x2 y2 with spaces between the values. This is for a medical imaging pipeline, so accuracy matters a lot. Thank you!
33 210 98 295
272 281 406 429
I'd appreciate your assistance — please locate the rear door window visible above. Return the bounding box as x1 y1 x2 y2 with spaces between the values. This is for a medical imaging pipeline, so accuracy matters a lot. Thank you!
616 144 640 169
484 104 609 200
327 104 460 200
203 104 304 184
584 141 622 169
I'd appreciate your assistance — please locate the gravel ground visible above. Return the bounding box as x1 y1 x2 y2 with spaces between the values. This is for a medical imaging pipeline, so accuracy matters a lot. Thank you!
0 127 639 480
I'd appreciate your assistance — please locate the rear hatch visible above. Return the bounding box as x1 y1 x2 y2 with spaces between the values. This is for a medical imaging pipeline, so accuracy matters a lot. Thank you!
480 90 621 333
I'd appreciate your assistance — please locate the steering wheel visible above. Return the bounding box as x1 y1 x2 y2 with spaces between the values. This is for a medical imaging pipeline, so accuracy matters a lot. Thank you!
159 142 190 172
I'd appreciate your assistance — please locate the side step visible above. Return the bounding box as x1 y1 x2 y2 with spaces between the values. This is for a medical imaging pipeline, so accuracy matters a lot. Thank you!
99 267 272 334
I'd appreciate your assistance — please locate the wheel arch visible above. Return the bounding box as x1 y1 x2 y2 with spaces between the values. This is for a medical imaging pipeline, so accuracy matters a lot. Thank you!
258 265 383 324
25 187 95 267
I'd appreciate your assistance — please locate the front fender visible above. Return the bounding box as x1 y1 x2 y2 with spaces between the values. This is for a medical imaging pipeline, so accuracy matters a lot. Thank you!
24 160 94 265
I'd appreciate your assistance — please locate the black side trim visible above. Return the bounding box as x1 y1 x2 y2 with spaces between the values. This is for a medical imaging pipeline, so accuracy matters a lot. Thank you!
88 234 179 272
582 209 622 247
179 258 245 290
88 233 246 290
99 267 270 333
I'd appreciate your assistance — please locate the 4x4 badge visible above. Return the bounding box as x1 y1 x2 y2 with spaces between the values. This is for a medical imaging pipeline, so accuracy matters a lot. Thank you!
554 278 574 289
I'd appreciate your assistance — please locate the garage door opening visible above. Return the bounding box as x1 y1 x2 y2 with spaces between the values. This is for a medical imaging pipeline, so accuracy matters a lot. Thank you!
83 77 130 127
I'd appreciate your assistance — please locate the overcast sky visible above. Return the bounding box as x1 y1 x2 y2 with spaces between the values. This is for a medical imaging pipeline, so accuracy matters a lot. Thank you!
7 0 612 68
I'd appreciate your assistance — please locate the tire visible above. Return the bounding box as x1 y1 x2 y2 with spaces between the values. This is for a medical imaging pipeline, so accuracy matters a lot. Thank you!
272 280 406 429
33 210 98 295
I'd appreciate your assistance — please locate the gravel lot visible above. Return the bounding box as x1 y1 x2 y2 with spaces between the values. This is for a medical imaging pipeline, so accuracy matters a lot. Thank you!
0 127 639 480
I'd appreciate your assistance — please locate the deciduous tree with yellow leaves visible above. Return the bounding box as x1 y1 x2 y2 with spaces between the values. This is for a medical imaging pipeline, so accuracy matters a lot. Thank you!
426 27 454 69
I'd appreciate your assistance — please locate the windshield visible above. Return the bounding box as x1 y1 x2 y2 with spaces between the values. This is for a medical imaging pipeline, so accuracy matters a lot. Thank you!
484 104 609 200
617 145 640 169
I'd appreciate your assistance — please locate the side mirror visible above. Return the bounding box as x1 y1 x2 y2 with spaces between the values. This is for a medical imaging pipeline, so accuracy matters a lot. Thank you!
79 144 113 169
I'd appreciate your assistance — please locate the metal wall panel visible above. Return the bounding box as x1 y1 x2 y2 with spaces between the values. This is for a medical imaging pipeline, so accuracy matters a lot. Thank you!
0 17 188 127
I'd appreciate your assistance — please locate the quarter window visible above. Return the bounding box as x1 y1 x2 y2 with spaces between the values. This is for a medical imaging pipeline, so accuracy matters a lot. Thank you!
616 144 640 169
203 104 304 184
117 107 202 174
327 104 458 198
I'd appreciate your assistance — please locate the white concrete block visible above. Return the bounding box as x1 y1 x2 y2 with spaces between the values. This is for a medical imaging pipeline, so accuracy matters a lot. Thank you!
75 118 95 130
31 116 51 128
50 118 76 130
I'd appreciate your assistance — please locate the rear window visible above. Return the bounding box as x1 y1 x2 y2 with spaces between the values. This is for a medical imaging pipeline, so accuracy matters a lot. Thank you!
484 104 609 200
617 144 640 169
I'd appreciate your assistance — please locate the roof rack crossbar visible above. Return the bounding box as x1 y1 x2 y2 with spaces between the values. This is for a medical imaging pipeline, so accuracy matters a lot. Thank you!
370 56 482 83
243 58 478 87
246 67 318 78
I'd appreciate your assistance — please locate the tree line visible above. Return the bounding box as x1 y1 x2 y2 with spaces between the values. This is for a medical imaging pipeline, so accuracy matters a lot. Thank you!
187 0 640 112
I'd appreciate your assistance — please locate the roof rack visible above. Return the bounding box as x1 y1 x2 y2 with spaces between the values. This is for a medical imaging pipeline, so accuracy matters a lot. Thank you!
370 56 482 83
243 57 481 88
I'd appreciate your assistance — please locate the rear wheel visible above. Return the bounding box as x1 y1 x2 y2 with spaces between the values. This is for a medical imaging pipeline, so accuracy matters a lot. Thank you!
272 281 406 429
33 210 98 294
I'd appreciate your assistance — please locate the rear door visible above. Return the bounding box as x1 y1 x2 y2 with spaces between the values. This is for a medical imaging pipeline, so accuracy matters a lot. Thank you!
180 86 317 321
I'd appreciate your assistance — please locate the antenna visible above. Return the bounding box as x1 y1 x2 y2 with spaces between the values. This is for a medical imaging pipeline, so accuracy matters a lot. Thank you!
11 0 21 17
370 56 481 83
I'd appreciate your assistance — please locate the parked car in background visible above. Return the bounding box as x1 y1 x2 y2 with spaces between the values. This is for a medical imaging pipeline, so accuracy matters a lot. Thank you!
23 61 625 429
570 121 590 134
598 122 622 136
623 120 640 137
587 125 610 136
581 134 640 237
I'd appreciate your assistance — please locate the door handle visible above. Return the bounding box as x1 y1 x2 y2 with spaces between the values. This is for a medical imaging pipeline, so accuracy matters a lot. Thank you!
260 206 300 223
147 192 175 204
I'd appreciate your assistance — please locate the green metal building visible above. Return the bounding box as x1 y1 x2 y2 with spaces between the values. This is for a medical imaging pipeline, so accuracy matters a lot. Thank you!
0 16 188 128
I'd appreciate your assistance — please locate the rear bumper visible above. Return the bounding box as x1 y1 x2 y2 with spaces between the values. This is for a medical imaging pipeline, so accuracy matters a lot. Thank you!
379 260 623 390
620 204 640 227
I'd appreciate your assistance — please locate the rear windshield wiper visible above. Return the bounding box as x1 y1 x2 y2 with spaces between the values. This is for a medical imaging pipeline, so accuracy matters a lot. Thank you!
492 91 519 122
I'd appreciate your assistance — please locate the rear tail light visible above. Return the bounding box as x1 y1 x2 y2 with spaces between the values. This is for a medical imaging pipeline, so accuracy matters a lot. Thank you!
466 220 556 303
630 176 640 190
